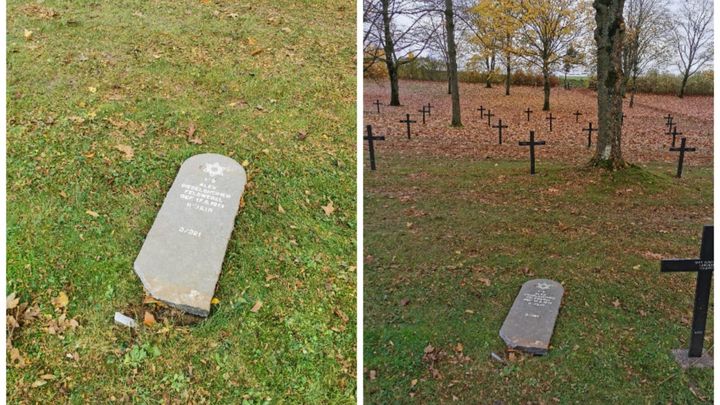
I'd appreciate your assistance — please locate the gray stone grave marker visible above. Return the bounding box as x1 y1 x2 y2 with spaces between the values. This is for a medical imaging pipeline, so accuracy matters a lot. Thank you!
499 279 564 355
134 153 246 317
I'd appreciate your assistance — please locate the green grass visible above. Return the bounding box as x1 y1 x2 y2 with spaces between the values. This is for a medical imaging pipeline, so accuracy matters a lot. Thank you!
7 0 355 403
364 154 713 403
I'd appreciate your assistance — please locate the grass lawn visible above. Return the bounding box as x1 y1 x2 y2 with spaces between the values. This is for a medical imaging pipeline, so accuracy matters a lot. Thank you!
7 0 356 403
364 154 713 403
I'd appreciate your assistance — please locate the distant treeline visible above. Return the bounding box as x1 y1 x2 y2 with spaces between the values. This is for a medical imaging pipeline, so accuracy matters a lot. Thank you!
365 59 713 96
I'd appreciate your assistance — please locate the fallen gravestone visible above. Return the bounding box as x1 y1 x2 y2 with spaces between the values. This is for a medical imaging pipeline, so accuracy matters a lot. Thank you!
499 279 564 355
660 225 713 368
134 154 247 317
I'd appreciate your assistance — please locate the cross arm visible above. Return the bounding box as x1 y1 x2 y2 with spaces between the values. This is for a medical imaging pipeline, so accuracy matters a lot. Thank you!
660 259 713 272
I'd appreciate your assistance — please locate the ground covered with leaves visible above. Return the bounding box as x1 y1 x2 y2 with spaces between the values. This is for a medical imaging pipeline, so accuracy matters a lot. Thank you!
364 80 713 166
8 1 356 403
363 81 713 403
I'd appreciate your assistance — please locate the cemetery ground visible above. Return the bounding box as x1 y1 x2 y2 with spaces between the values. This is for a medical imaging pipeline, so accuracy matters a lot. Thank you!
363 81 713 402
7 1 355 403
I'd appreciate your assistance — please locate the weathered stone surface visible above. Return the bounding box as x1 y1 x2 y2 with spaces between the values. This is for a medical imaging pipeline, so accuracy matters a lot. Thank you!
134 154 246 317
499 279 564 355
671 349 714 369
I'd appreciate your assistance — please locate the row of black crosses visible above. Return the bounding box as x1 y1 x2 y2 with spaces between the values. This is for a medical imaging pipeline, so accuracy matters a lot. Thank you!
478 105 546 174
368 99 697 177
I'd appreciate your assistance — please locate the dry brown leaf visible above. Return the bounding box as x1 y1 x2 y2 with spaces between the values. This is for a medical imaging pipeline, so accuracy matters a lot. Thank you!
250 300 263 313
9 347 25 367
85 210 99 218
31 380 46 388
369 369 377 380
334 308 349 323
321 201 335 216
51 292 69 309
7 292 19 310
114 144 134 160
278 205 285 214
143 311 156 327
23 29 33 41
612 298 621 308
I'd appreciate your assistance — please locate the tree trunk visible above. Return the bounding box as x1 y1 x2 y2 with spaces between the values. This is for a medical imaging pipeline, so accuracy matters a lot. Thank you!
445 0 462 126
505 59 511 95
447 61 451 94
591 0 627 169
542 65 551 111
564 72 568 89
678 70 690 98
629 73 637 107
381 0 401 106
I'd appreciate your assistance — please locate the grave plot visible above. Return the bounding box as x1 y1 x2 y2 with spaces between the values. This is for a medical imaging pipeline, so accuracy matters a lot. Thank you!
363 80 713 403
6 1 357 403
363 80 713 169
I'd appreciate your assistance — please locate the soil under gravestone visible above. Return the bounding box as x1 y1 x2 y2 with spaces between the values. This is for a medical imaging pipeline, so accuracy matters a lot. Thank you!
363 80 713 167
363 80 713 403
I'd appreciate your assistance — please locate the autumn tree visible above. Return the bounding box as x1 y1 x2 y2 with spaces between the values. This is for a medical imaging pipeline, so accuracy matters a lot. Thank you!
591 0 626 169
562 44 584 89
467 0 521 94
364 0 436 105
622 0 671 107
673 0 713 98
514 0 586 110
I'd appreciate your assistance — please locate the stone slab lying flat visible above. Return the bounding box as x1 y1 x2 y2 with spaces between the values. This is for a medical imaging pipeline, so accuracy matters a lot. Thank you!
134 153 246 317
499 278 564 355
671 349 714 369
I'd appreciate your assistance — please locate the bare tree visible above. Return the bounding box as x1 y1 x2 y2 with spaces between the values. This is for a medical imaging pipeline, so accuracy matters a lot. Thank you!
592 0 626 169
673 0 713 98
364 0 436 105
622 0 671 106
445 0 462 126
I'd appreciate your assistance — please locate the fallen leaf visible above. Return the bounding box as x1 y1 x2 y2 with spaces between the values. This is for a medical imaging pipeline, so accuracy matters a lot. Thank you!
40 374 56 380
296 131 308 141
251 49 264 56
369 370 377 380
7 292 19 310
278 205 285 214
454 342 464 353
250 300 263 313
612 298 621 308
114 144 134 160
31 380 46 388
424 344 435 354
187 122 202 144
399 298 410 306
88 86 97 93
85 210 99 218
334 308 349 323
321 201 335 216
52 292 69 309
9 347 25 367
23 29 33 41
478 277 491 287
211 297 220 305
143 311 156 327
411 379 418 387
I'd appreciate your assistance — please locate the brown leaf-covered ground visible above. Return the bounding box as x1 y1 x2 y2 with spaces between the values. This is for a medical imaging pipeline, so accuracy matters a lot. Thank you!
363 80 713 167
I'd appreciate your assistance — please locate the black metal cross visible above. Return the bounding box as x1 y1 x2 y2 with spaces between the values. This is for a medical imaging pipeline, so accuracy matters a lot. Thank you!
664 113 673 126
364 125 385 171
573 110 582 123
524 108 533 122
583 122 598 148
546 113 556 132
660 225 713 358
486 109 495 127
418 106 429 124
669 137 696 178
373 100 382 114
478 106 486 119
492 119 508 145
671 126 682 148
399 113 417 140
426 103 433 116
518 130 546 175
